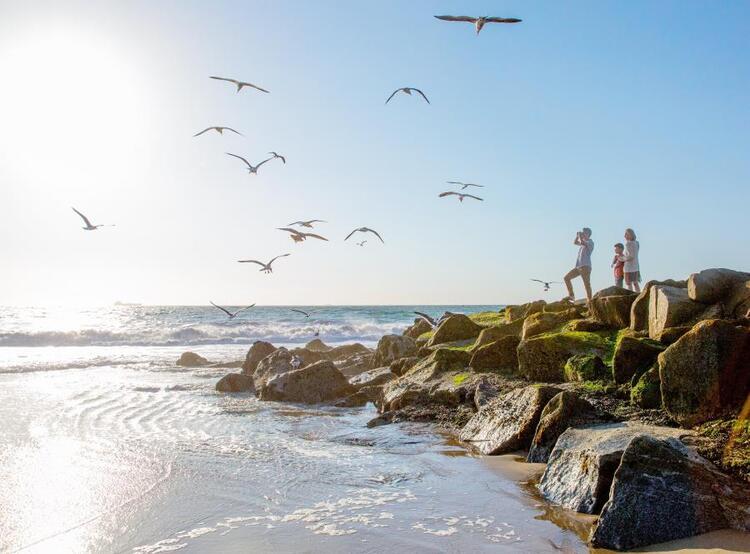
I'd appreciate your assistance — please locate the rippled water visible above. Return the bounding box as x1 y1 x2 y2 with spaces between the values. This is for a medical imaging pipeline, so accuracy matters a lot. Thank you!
2 306 737 553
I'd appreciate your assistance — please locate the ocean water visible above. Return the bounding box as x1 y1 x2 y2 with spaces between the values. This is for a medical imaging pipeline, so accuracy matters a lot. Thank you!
0 306 739 553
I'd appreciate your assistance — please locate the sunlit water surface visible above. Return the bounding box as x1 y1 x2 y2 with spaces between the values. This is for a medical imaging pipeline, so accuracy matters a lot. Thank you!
1 306 744 553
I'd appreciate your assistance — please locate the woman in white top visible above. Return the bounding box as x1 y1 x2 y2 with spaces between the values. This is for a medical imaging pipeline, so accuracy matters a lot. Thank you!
622 228 641 292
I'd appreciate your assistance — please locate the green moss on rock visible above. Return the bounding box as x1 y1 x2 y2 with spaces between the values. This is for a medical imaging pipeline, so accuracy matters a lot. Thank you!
564 354 609 382
630 366 662 409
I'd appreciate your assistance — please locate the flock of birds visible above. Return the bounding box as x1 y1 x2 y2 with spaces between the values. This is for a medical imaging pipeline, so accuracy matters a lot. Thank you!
67 13 571 326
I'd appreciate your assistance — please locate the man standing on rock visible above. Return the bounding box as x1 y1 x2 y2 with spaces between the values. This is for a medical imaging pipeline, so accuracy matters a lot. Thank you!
564 227 594 303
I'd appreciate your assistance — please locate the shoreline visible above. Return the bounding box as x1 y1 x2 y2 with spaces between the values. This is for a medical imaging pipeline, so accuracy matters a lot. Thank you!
210 266 750 551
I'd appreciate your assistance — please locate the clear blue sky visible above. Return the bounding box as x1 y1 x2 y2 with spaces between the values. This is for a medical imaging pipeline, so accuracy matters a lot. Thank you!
0 1 748 306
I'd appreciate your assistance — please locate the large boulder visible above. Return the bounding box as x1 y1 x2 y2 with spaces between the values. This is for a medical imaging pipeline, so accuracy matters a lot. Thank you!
371 334 417 368
459 385 560 455
506 300 546 322
469 336 520 374
289 347 326 367
258 360 355 404
565 319 610 332
176 351 209 367
215 372 254 393
517 331 614 382
648 285 705 339
630 279 687 332
242 341 276 375
335 352 374 377
379 348 472 411
527 391 597 463
304 338 331 352
539 423 687 514
564 354 608 382
403 318 432 339
589 287 637 329
659 319 750 426
654 325 692 345
253 347 295 388
543 298 575 313
726 278 750 319
688 268 750 305
521 309 580 340
590 435 750 550
389 356 420 376
349 367 395 390
472 320 525 348
630 366 661 409
611 333 664 385
427 314 483 347
324 343 370 362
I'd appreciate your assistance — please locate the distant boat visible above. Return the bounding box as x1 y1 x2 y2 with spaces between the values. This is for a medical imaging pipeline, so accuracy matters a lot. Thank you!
114 301 142 306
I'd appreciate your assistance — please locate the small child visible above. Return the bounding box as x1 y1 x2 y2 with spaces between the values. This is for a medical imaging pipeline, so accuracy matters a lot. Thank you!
612 243 625 288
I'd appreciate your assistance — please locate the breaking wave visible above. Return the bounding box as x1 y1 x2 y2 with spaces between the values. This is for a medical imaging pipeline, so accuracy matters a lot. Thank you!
0 320 406 348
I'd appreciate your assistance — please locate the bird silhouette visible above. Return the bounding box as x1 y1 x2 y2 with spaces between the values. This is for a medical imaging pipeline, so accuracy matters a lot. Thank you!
385 87 430 105
193 126 242 137
237 254 290 273
531 279 563 292
71 207 114 231
209 75 269 93
345 227 384 243
287 220 327 229
438 191 484 202
434 15 522 34
446 181 483 190
210 301 255 319
277 228 328 243
226 153 273 175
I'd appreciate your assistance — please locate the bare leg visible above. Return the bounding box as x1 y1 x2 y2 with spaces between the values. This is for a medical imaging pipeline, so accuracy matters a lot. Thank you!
633 280 641 293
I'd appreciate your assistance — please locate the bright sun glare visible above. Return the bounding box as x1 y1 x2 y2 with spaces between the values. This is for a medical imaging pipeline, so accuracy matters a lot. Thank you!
0 24 151 183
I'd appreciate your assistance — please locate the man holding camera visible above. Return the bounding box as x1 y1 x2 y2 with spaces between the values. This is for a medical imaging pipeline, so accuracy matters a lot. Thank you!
564 227 594 303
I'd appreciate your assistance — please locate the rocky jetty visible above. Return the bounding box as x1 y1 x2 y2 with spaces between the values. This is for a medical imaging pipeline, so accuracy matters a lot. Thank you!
206 266 750 551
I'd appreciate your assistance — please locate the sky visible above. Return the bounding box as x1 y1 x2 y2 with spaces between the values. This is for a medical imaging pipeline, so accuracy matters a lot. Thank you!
0 1 748 306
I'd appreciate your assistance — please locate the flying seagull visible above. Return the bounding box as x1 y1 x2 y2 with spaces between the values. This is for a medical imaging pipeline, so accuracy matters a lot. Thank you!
531 279 563 292
226 152 273 175
209 75 269 94
277 227 329 243
210 301 256 319
356 240 367 247
268 151 286 164
439 191 484 202
193 126 242 137
287 219 327 229
71 207 114 231
446 181 484 190
291 308 311 318
414 311 454 328
385 87 430 105
345 227 384 244
237 254 290 273
434 15 522 34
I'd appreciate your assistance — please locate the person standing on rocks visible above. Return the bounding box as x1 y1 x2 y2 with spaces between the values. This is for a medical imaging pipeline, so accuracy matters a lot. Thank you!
622 228 641 293
564 227 594 303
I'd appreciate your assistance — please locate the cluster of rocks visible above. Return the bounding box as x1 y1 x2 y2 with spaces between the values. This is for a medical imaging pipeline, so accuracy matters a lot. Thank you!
193 267 750 551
